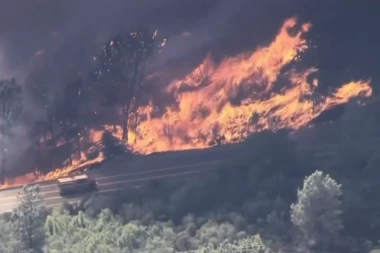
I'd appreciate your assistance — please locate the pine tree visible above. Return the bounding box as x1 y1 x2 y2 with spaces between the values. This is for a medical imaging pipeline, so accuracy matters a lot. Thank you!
95 30 164 142
11 185 47 253
0 218 24 253
290 170 343 249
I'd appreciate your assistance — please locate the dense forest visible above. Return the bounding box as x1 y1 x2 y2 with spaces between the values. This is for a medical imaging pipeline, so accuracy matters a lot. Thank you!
1 128 380 252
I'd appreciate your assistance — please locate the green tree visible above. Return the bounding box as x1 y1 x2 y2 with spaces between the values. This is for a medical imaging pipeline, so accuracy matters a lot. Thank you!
290 170 343 249
11 185 47 253
45 210 90 253
95 30 164 141
0 218 24 253
142 222 176 253
45 208 177 253
198 234 271 253
0 78 23 184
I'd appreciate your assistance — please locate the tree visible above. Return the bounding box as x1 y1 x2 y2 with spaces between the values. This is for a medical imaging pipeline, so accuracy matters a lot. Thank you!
11 185 47 253
101 131 125 158
27 73 55 140
31 120 45 175
198 234 270 253
61 78 86 157
95 29 164 142
45 210 91 252
0 218 24 253
249 112 261 132
0 78 23 184
45 208 178 253
290 170 343 250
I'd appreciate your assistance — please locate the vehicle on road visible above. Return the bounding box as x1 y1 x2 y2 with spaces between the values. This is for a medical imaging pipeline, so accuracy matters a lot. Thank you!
57 174 98 196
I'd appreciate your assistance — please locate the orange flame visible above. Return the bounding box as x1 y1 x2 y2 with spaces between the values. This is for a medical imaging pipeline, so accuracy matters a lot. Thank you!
125 18 372 154
0 129 106 189
0 172 37 189
0 17 373 188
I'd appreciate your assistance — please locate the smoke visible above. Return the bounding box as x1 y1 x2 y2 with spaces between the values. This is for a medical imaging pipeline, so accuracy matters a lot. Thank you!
0 0 230 175
0 0 305 89
0 41 24 82
0 40 33 177
151 0 249 69
1 0 379 92
0 0 227 83
0 0 254 121
0 0 379 185
0 0 269 176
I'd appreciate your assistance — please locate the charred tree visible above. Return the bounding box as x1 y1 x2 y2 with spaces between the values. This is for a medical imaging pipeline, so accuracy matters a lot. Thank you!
0 78 23 184
27 73 55 140
61 78 86 158
32 121 45 173
95 30 164 142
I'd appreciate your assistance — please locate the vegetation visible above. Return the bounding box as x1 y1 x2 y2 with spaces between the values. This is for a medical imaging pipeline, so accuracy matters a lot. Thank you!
290 171 343 250
95 30 162 141
0 78 23 183
0 28 166 178
1 129 380 252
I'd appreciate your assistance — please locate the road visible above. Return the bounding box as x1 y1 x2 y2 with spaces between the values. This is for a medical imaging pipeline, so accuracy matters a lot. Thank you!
0 159 228 214
1 123 380 214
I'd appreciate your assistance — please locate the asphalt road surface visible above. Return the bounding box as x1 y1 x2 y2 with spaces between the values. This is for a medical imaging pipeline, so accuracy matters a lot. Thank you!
0 157 228 214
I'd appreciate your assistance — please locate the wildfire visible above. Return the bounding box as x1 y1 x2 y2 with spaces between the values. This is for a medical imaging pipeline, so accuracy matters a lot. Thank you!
0 129 107 189
0 17 373 189
1 172 37 189
0 153 105 190
125 17 372 154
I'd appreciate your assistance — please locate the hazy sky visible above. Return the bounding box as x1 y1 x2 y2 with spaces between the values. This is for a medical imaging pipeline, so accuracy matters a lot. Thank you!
0 0 379 90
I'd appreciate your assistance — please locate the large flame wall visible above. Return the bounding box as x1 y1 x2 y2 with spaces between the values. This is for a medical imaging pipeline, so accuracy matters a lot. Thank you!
124 17 372 154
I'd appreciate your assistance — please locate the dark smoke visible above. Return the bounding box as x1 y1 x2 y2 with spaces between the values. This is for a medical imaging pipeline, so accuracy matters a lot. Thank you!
0 0 379 188
0 0 244 173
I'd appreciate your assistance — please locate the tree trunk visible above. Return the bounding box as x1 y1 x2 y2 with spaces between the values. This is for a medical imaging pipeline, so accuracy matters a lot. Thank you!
35 140 41 172
46 107 54 139
0 126 6 185
27 216 33 250
76 132 81 156
122 117 129 142
121 104 130 142
1 149 6 185
0 149 4 185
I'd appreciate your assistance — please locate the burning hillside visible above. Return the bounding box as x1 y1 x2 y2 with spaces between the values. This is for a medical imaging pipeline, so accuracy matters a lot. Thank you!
0 17 373 188
114 18 372 154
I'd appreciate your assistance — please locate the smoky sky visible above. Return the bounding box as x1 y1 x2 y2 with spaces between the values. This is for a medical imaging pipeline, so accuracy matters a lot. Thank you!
0 0 380 91
0 0 235 81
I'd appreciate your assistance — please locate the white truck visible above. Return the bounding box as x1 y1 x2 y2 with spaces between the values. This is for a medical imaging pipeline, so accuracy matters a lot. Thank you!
57 174 98 196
